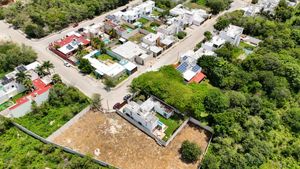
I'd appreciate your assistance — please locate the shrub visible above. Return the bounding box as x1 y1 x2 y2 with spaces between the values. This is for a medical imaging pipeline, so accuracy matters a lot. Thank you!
180 140 202 163
176 31 187 39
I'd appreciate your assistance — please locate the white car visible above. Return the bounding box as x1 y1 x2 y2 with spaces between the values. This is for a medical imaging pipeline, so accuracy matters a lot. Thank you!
63 61 71 67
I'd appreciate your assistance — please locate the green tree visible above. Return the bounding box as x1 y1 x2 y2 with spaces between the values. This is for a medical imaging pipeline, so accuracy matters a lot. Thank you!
91 93 102 111
176 31 187 39
214 18 230 31
283 108 300 133
204 31 212 41
104 78 116 89
207 0 227 14
78 58 94 74
51 74 62 84
41 61 54 74
180 140 202 163
15 71 32 91
204 90 229 113
24 23 45 38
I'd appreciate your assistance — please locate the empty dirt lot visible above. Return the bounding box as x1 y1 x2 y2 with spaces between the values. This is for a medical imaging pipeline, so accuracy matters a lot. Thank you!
53 111 211 169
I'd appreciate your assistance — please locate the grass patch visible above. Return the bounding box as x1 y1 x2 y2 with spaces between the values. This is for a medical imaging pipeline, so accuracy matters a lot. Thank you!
232 47 245 59
11 92 26 102
184 0 209 10
97 54 115 61
138 17 149 25
239 42 255 50
0 127 106 168
0 101 14 111
113 73 129 86
128 33 145 43
152 9 161 16
156 113 184 141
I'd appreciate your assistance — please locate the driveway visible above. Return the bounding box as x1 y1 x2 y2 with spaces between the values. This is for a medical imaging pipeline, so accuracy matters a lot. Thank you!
0 0 250 110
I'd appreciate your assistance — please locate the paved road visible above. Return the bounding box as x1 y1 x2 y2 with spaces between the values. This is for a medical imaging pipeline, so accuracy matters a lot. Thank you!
0 0 250 110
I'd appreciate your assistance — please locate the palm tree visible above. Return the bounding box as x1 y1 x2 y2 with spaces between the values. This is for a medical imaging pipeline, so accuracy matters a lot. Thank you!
51 74 62 84
36 65 47 77
22 78 34 92
15 71 31 84
41 61 54 75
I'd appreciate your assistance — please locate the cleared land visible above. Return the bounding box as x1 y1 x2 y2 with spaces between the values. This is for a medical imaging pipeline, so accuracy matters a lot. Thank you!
53 111 211 169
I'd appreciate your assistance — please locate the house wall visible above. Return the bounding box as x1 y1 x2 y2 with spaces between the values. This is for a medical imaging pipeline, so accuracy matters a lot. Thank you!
220 31 241 46
9 90 50 118
0 83 25 104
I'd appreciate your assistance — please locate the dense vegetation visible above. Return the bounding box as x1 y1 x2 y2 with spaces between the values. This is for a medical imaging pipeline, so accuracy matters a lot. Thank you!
15 83 90 137
0 117 105 168
131 2 300 168
180 140 202 163
0 42 37 77
0 0 130 38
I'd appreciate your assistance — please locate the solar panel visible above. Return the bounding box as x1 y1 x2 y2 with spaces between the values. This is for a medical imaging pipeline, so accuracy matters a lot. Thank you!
182 56 188 61
192 65 201 73
1 78 14 85
66 44 74 50
176 62 188 73
16 65 27 72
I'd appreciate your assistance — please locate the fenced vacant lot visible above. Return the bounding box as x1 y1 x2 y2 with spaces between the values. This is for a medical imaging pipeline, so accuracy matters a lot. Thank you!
53 111 211 169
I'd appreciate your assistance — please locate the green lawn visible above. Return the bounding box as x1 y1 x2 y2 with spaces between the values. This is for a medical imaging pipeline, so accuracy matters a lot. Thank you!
138 17 149 25
184 0 209 10
11 92 26 102
232 47 245 59
156 113 184 141
97 54 114 61
0 127 106 168
128 33 145 43
151 9 161 16
239 42 255 50
0 101 14 111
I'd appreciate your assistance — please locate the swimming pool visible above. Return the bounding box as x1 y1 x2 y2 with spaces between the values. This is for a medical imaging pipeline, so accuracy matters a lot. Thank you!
103 38 110 44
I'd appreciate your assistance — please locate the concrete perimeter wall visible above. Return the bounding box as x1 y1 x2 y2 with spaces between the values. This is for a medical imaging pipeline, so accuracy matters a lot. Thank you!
11 121 118 169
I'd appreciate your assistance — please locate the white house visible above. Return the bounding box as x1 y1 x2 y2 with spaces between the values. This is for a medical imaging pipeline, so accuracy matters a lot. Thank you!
0 61 41 105
111 41 151 65
220 25 243 46
202 36 226 51
113 1 155 23
123 96 174 131
83 50 126 79
142 32 163 46
243 0 280 16
8 78 52 118
170 4 209 26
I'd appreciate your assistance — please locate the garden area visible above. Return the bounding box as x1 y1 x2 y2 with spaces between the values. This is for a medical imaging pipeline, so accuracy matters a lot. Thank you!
0 117 105 168
184 0 209 10
97 54 116 61
156 113 185 141
128 32 145 43
14 83 90 138
143 22 161 33
0 101 13 112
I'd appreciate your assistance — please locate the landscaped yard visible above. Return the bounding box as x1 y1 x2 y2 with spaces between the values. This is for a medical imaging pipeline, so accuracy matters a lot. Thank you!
11 92 26 102
0 101 14 111
151 9 161 16
156 113 185 141
128 33 145 43
138 17 150 25
14 84 90 138
143 22 160 33
184 0 209 10
113 74 129 86
239 42 255 50
97 54 115 61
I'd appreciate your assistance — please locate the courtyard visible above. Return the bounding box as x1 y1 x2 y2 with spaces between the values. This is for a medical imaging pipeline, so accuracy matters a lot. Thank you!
52 111 211 169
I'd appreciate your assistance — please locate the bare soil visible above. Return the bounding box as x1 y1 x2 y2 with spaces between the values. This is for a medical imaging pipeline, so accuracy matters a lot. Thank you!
53 111 211 169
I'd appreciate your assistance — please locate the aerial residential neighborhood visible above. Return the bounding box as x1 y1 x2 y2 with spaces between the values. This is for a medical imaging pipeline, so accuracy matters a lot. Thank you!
0 0 300 169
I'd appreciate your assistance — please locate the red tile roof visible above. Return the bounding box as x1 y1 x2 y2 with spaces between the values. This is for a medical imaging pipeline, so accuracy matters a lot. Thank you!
54 34 90 47
189 72 206 83
9 78 52 110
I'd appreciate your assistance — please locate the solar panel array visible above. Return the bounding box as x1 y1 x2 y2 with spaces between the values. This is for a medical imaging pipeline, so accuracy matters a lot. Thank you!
66 44 74 50
192 65 201 73
176 62 188 73
16 65 27 72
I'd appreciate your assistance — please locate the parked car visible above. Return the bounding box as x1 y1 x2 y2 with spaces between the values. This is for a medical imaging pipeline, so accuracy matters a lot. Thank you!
113 103 121 110
123 94 131 101
63 61 71 67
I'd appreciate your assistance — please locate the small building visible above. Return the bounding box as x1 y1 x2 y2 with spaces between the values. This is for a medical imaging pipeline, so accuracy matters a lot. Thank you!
82 23 104 39
83 50 126 79
142 32 163 46
112 0 155 23
240 34 262 46
111 41 151 65
119 59 138 74
0 61 41 105
9 78 52 118
220 24 244 46
149 46 163 57
123 96 174 131
176 51 204 83
159 37 175 49
202 36 226 51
